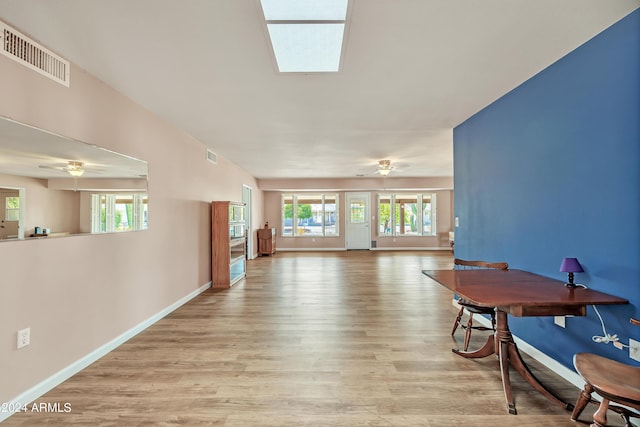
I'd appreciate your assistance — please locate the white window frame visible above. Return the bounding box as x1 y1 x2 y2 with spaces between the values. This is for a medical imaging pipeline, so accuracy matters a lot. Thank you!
377 193 436 237
91 193 148 233
281 193 339 237
5 196 19 221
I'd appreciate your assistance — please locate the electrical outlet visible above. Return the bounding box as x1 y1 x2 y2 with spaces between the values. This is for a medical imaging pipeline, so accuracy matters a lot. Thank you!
554 316 566 328
630 338 640 362
17 328 30 349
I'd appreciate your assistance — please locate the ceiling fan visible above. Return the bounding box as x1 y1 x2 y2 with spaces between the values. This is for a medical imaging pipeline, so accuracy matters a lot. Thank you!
38 160 91 177
376 159 394 176
357 159 403 177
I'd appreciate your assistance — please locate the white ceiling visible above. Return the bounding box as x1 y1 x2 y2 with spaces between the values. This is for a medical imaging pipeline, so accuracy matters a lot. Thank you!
0 1 637 179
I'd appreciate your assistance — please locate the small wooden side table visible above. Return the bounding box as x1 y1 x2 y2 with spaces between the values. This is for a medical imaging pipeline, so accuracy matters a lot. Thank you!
257 228 276 256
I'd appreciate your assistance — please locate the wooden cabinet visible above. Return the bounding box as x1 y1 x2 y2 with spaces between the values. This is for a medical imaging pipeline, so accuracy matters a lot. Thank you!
257 227 276 256
212 201 246 288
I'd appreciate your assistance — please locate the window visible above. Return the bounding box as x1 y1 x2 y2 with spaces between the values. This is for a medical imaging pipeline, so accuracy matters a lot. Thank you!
281 193 338 237
91 193 148 233
350 198 365 223
5 196 19 221
377 193 436 237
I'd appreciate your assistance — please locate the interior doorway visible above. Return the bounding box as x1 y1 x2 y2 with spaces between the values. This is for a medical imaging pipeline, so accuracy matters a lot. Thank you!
242 185 253 259
0 187 24 240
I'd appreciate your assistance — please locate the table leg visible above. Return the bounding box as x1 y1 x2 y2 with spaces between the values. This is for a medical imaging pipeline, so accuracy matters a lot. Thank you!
495 310 517 414
495 310 574 414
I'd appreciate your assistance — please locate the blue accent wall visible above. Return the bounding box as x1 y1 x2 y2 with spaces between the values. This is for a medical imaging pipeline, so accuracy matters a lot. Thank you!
453 9 639 369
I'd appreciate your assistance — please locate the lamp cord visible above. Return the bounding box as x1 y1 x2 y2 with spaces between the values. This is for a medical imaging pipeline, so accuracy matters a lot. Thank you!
574 284 628 347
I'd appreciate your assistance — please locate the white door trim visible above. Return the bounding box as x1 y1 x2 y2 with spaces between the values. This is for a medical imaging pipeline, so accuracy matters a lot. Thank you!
345 192 371 250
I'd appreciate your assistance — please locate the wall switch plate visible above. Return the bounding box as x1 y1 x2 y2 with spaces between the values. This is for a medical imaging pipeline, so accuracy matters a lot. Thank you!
554 316 566 328
630 338 640 362
17 327 30 349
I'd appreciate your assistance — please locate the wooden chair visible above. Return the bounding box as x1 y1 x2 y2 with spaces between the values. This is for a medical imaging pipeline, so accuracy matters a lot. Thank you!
451 258 509 351
571 318 640 427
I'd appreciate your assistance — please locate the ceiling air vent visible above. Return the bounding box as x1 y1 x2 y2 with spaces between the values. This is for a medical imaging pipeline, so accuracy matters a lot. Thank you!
206 148 217 165
0 20 70 87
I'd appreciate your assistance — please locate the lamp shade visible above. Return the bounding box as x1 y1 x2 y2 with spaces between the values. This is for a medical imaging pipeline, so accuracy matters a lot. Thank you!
560 257 584 273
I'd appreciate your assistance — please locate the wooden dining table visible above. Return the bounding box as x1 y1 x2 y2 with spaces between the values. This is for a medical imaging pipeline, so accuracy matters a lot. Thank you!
421 268 628 415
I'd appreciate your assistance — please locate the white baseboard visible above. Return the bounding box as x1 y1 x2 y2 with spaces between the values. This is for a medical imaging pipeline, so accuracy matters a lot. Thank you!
371 247 450 251
451 298 584 390
276 247 450 252
1 281 212 423
276 248 347 252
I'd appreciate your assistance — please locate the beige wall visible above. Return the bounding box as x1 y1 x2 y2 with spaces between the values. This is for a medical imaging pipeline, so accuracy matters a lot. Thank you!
258 176 453 192
0 55 263 402
264 189 453 250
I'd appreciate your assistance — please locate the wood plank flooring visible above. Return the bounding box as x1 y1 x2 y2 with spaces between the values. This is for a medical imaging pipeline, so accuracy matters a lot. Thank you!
3 251 616 426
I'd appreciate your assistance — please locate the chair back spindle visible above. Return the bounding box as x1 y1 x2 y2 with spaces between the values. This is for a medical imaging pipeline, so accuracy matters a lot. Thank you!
451 258 508 351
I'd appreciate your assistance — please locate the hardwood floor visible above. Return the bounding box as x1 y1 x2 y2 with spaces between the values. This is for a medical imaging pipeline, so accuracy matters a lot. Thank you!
4 251 616 426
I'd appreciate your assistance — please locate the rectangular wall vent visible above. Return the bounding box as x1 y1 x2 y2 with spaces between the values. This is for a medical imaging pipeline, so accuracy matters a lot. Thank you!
206 149 217 165
0 20 70 87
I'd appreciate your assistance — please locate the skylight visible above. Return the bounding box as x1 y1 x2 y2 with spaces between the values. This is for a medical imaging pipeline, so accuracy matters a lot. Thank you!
261 0 349 73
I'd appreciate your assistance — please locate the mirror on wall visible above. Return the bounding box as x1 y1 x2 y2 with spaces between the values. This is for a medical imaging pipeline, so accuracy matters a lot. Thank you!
0 116 148 241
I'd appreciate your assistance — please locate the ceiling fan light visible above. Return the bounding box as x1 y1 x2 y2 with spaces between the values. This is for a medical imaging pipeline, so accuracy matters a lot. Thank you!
377 159 392 176
67 161 84 177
